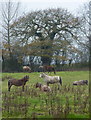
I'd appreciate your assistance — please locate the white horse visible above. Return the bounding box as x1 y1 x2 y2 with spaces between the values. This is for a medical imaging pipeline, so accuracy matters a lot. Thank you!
39 73 62 86
73 80 88 85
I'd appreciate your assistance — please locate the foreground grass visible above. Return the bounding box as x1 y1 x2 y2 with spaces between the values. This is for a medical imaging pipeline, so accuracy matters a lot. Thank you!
2 71 89 118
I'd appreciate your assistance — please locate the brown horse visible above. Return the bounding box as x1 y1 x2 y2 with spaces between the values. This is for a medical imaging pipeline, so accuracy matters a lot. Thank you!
8 75 29 91
35 82 51 92
39 65 56 74
23 66 31 72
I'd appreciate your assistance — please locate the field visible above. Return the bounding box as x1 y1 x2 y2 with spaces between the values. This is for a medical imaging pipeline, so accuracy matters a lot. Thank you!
2 71 89 119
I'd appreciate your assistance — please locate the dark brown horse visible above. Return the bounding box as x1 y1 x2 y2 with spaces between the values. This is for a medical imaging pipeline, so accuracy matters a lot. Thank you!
39 65 56 74
73 80 88 85
8 75 29 91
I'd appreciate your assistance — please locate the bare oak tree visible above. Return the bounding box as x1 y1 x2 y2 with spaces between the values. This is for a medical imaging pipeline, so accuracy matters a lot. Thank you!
11 8 81 66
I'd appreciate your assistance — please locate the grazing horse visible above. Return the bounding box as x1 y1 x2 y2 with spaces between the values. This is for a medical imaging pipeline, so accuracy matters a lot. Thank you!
39 65 56 74
39 73 62 86
73 80 88 85
23 66 31 72
8 75 29 91
35 82 51 92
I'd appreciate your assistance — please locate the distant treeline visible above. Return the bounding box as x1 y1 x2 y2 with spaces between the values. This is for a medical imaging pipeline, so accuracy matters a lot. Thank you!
2 59 89 72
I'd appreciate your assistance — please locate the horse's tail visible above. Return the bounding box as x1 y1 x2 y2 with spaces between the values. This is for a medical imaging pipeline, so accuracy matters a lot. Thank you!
59 77 62 86
8 80 10 86
8 80 11 91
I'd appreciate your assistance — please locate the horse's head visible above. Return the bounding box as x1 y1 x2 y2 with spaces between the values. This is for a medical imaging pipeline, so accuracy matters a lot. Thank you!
83 80 88 85
39 73 46 78
39 73 42 78
36 82 42 88
24 75 29 82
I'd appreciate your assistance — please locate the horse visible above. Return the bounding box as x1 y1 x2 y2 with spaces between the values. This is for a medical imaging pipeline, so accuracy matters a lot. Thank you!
23 66 31 72
35 82 51 92
39 73 62 86
8 75 29 91
73 80 88 85
39 65 56 74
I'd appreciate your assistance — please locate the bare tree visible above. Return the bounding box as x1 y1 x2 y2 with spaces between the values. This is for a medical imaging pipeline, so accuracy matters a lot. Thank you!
76 2 90 64
1 0 20 58
1 0 20 71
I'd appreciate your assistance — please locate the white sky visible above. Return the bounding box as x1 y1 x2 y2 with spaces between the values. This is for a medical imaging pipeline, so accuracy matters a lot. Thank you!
0 0 90 15
21 0 89 15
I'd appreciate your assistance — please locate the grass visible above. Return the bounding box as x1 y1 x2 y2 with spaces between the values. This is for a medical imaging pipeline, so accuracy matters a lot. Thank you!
2 71 89 118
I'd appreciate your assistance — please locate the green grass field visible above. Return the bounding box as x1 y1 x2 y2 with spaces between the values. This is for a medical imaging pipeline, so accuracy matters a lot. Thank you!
2 71 89 118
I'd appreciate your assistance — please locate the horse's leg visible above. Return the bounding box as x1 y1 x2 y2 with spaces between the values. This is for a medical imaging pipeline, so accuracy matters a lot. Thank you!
53 68 56 74
43 68 45 72
8 84 12 91
54 70 56 74
59 77 62 86
58 83 61 90
48 69 51 74
47 82 49 86
22 85 24 91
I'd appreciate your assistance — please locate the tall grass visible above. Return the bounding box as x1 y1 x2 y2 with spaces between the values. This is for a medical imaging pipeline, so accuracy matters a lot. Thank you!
2 71 89 118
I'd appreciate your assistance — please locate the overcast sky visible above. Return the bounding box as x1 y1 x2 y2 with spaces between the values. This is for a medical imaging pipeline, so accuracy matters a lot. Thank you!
0 0 90 15
20 0 89 15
